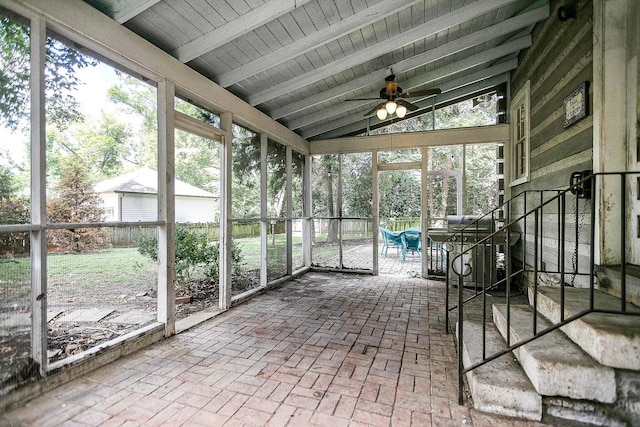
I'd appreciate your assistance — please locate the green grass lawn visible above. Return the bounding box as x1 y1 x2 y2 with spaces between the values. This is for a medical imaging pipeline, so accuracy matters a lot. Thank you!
47 248 157 294
0 257 31 302
0 233 368 306
234 235 303 270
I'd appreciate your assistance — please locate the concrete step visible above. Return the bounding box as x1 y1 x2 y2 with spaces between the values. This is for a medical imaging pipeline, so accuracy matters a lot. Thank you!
458 320 542 421
529 286 640 370
492 304 616 403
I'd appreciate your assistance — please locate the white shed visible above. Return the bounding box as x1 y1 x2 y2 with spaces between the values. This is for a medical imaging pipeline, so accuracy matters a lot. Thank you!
93 167 218 223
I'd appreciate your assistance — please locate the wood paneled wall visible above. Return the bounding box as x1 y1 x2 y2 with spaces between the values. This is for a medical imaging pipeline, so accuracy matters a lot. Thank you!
509 0 593 287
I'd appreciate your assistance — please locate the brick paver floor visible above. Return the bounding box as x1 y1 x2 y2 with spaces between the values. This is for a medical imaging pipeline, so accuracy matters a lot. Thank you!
1 272 549 426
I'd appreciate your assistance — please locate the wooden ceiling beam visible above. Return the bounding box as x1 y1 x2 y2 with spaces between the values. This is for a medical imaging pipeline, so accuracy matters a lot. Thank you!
302 63 514 140
215 0 422 87
270 4 548 120
287 37 530 130
310 124 509 155
248 0 523 106
112 0 160 23
171 0 313 63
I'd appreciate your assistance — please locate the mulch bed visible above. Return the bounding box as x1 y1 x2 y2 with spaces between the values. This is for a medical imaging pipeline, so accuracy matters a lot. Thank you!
0 269 261 392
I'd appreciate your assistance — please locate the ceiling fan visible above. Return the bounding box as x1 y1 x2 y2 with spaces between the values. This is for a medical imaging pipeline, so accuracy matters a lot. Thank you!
348 74 441 120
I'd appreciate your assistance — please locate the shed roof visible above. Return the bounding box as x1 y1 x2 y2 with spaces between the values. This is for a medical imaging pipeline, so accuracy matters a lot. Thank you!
93 167 217 198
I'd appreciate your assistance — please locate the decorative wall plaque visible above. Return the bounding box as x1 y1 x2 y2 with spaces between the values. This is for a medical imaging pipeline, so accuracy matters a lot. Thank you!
563 82 588 128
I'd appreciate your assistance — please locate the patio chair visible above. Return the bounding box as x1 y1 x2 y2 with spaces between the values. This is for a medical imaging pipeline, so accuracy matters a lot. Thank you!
380 227 403 257
401 229 421 262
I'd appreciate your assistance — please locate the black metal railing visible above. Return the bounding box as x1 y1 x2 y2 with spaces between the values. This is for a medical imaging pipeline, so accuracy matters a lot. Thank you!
442 188 563 332
444 172 640 405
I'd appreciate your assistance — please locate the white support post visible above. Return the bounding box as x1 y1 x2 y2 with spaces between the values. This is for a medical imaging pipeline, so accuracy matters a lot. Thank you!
421 146 429 278
157 79 176 336
219 112 233 309
30 16 47 375
303 154 312 267
260 134 268 287
372 150 379 275
593 0 634 265
631 0 640 267
286 146 293 275
337 155 344 267
462 144 467 212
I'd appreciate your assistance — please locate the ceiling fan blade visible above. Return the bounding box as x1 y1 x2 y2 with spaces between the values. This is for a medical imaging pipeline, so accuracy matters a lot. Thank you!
401 88 441 98
397 99 419 111
364 102 385 117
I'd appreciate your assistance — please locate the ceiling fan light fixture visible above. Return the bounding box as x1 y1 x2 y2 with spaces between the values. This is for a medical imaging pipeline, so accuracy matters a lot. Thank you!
385 100 397 115
376 107 388 120
396 104 407 118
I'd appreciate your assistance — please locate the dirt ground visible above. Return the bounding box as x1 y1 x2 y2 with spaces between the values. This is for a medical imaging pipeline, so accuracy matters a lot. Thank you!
0 269 260 391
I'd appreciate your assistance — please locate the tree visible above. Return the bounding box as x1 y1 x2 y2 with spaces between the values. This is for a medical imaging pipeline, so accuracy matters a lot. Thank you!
379 170 421 219
311 155 339 243
230 126 303 219
465 144 499 215
368 95 498 136
74 113 134 180
47 158 110 252
107 77 158 168
231 125 261 218
342 153 372 217
109 79 222 194
0 16 95 131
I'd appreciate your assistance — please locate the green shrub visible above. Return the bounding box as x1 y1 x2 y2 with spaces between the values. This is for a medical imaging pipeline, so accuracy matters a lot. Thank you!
138 225 244 284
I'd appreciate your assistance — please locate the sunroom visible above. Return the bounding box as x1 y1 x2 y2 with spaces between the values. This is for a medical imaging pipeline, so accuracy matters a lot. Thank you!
1 0 639 424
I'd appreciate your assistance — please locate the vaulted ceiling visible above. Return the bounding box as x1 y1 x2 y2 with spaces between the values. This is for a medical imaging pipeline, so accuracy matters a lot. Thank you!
82 0 549 141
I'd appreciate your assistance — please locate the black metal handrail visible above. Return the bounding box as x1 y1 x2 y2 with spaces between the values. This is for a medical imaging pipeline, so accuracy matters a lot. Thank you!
443 188 562 332
445 172 640 405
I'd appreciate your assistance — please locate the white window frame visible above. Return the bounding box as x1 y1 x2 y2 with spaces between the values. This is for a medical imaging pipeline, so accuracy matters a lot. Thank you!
509 80 530 186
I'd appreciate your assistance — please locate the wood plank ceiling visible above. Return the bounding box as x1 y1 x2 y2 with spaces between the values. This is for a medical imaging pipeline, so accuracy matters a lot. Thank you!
82 0 549 141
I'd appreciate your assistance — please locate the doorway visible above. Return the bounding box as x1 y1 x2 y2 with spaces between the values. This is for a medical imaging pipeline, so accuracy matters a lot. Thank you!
378 168 422 275
376 149 462 278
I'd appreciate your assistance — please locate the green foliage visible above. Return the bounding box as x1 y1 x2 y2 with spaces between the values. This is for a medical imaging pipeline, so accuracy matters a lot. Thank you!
231 125 260 218
138 225 245 284
135 233 158 262
73 114 134 180
342 153 372 217
0 165 20 201
311 155 340 243
311 155 339 217
0 16 95 131
0 166 30 253
110 79 221 194
0 196 28 225
369 95 498 136
108 78 157 132
230 128 303 218
379 170 421 218
291 150 305 217
45 112 137 183
464 144 499 215
107 77 158 168
175 129 219 194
